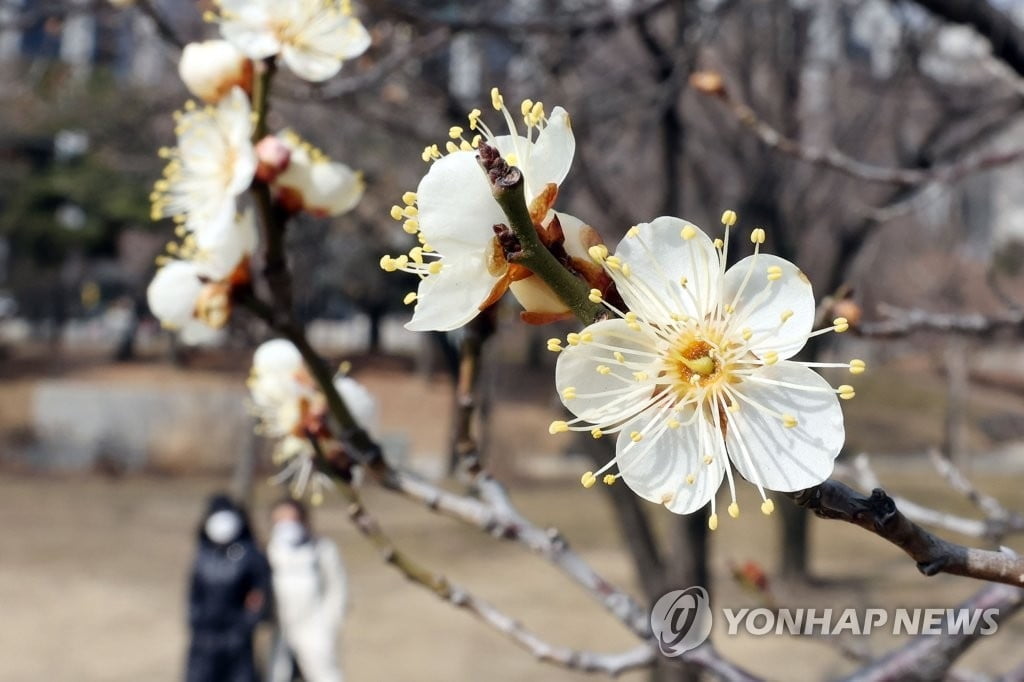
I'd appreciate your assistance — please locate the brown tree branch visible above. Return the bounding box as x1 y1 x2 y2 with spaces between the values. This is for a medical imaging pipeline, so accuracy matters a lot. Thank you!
787 481 1024 587
692 77 1024 186
909 0 1024 80
856 303 1024 338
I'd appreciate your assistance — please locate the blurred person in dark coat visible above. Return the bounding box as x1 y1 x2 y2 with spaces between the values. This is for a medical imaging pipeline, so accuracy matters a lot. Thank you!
267 499 347 682
186 494 271 682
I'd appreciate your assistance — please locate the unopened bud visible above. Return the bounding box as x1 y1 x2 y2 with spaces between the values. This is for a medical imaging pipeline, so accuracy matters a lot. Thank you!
255 135 292 183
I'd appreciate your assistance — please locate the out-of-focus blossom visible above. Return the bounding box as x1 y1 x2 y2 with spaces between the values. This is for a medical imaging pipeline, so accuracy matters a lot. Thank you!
381 88 601 332
212 0 371 82
179 40 253 103
248 339 378 503
271 131 364 217
549 213 863 529
147 210 257 344
151 87 257 246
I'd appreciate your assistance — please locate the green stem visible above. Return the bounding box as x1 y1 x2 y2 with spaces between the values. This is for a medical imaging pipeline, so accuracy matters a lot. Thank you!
251 58 276 141
486 160 606 325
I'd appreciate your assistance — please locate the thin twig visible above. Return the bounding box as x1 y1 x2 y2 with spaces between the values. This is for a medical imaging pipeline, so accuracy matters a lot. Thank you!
856 303 1024 338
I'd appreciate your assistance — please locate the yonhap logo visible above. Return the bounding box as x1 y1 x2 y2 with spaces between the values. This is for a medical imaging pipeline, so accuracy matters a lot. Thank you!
650 586 713 656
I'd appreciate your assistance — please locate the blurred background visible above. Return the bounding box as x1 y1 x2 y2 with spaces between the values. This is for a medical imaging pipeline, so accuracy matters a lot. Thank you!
1 0 1024 680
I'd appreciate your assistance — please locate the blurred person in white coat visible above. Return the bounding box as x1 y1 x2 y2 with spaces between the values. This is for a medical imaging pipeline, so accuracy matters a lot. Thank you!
267 499 347 682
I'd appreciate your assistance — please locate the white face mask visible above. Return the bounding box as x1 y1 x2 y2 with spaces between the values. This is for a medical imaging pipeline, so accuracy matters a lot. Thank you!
205 510 242 545
271 520 306 547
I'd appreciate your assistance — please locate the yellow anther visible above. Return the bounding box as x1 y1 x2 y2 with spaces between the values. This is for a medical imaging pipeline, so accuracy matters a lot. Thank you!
403 219 419 234
685 474 696 485
379 256 396 272
605 255 622 270
394 255 410 268
703 455 713 465
530 101 544 122
506 153 518 166
728 502 740 518
445 141 459 154
491 87 504 110
580 471 597 488
850 359 866 375
668 419 680 429
660 492 674 505
459 140 472 151
389 205 403 221
782 414 798 428
562 387 577 401
401 191 417 205
549 420 570 435
409 247 424 264
202 10 217 22
708 514 719 531
679 356 715 376
681 225 697 240
595 365 611 375
833 317 850 333
633 371 649 382
588 288 603 303
310 490 324 507
721 209 737 226
427 262 443 275
546 338 563 352
588 244 608 263
603 474 616 486
591 428 603 439
468 109 482 129
626 225 640 238
520 99 534 116
470 135 482 148
613 351 625 363
621 263 632 277
625 312 638 324
724 304 735 314
580 332 594 344
448 126 464 139
761 499 775 515
630 431 644 442
767 265 783 281
742 328 752 341
750 228 766 244
838 384 856 400
403 292 418 305
567 332 581 346
679 276 688 287
762 351 778 366
780 309 794 323
714 238 724 249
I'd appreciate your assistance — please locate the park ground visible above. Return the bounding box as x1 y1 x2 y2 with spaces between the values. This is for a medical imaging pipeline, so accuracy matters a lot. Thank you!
0 348 1023 681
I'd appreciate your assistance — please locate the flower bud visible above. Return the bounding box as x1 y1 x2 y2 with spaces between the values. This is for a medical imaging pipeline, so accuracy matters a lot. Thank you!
178 40 253 103
272 132 364 217
255 135 292 183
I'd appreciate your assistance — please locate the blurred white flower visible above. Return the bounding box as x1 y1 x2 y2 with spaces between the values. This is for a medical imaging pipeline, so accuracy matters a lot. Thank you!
214 0 371 82
179 40 253 103
381 88 592 332
248 339 379 502
272 131 364 217
146 210 257 342
151 87 257 245
549 213 863 528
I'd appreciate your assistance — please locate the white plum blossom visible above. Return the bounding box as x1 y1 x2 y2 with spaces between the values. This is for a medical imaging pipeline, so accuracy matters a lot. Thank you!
151 87 257 245
178 40 252 103
381 88 597 331
147 209 258 344
213 0 371 82
272 130 364 217
248 339 378 503
548 213 864 529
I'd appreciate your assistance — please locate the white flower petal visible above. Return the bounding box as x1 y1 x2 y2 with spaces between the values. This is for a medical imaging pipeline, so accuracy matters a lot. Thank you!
612 217 720 323
281 43 344 82
147 261 202 327
555 319 662 423
219 3 280 59
416 152 505 251
196 209 258 279
725 362 844 492
406 253 499 332
524 106 575 190
178 40 250 102
615 407 725 514
253 338 304 375
722 254 815 360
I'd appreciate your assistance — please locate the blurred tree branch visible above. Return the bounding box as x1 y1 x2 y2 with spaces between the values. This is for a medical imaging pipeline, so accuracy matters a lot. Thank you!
909 0 1024 79
856 303 1024 338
